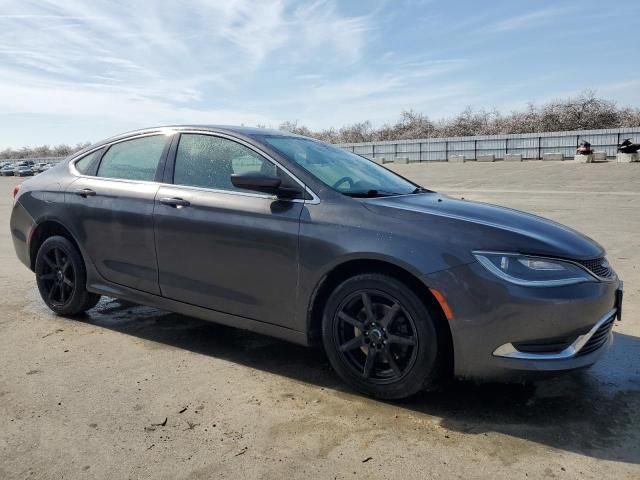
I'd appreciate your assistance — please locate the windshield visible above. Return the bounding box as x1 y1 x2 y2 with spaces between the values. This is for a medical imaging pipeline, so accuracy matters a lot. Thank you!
258 135 421 197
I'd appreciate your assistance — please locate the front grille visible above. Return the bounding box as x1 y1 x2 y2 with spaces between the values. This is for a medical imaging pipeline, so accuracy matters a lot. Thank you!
576 257 614 279
577 314 615 356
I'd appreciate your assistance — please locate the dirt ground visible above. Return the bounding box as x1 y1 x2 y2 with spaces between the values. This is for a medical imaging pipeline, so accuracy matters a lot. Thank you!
1 161 638 479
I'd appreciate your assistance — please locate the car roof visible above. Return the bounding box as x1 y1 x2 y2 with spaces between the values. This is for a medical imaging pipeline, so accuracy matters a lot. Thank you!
71 125 304 160
106 125 295 143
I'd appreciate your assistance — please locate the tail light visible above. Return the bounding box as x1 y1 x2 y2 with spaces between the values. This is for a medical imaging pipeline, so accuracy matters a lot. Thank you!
12 185 20 199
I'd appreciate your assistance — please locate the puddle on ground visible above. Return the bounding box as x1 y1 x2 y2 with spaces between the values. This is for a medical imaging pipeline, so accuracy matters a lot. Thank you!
26 294 640 464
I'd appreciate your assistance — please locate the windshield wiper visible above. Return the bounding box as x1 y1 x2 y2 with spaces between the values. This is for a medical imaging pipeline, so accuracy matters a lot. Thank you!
343 189 401 198
411 186 431 194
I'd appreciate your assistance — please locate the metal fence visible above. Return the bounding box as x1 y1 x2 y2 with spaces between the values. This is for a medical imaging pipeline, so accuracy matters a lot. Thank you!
3 127 640 165
337 127 640 162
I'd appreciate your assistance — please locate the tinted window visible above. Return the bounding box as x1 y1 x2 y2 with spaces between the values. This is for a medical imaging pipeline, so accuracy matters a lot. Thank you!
97 135 166 181
259 135 417 197
74 150 102 175
174 134 277 192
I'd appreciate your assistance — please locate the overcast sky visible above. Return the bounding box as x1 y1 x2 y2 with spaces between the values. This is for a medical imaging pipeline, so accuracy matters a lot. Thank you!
1 0 639 148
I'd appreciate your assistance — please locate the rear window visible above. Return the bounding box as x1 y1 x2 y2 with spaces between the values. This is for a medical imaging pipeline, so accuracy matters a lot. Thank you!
74 150 102 175
97 135 167 181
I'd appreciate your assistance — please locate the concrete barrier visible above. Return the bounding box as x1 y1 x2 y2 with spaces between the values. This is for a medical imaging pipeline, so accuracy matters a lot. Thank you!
543 152 564 161
477 154 495 162
395 157 410 164
504 154 523 162
617 153 639 163
574 154 594 163
448 155 465 163
374 157 394 164
593 152 607 162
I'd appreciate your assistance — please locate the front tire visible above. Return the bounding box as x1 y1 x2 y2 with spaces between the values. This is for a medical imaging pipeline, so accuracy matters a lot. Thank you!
35 236 101 316
322 274 443 399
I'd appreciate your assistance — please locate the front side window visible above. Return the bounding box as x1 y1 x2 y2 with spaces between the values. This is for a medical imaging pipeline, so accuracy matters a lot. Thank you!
173 134 277 192
258 135 419 197
97 135 167 181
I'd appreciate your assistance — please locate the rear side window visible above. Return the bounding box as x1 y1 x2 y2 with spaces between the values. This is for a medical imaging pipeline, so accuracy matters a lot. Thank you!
97 135 167 181
74 150 102 175
174 134 277 191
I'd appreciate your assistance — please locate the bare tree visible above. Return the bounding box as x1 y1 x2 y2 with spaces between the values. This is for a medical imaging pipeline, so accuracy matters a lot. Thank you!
3 92 640 154
619 107 640 128
378 110 436 140
275 91 640 143
0 142 90 160
278 120 313 137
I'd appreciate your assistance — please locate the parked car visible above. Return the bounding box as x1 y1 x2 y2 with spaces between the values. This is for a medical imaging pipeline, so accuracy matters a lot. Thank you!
9 126 623 399
15 166 33 177
1 165 15 176
14 161 30 170
33 163 48 173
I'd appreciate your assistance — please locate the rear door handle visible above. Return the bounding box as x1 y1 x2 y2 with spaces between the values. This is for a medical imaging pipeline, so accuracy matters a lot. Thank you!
159 197 190 208
74 188 96 197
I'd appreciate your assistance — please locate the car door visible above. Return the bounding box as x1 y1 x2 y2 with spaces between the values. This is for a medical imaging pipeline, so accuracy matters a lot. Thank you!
153 132 304 328
65 134 172 295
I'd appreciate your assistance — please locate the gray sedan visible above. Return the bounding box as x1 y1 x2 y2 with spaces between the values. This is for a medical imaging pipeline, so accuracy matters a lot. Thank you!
10 126 623 398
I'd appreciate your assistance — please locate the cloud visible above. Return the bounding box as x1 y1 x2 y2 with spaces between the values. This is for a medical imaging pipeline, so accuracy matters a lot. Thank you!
493 7 568 32
5 0 634 148
290 0 371 63
0 0 372 128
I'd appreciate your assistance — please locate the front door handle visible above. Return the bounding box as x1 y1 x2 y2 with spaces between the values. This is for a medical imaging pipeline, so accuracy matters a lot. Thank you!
74 188 96 197
159 197 190 208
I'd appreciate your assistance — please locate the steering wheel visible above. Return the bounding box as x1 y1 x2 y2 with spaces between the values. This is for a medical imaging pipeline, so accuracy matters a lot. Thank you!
332 176 355 190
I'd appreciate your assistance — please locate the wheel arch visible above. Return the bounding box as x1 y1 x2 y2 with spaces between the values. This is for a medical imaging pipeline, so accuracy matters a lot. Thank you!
29 219 83 271
306 257 454 378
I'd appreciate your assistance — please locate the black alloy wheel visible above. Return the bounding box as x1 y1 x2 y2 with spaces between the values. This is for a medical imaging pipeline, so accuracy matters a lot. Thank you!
322 273 443 399
38 245 75 306
334 290 419 383
35 236 101 316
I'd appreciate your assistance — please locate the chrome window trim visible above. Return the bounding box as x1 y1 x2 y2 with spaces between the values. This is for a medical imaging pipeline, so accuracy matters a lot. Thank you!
157 182 283 201
492 308 617 360
68 131 172 179
68 129 321 205
174 129 320 205
68 146 106 174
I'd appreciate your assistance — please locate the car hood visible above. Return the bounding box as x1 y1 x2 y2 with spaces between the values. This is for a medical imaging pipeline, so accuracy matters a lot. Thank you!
362 193 604 260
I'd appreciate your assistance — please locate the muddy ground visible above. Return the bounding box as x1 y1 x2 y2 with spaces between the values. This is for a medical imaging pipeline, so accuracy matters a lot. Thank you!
1 161 638 479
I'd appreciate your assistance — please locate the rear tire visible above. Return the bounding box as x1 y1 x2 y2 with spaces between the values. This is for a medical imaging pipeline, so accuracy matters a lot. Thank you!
35 236 101 316
322 273 443 399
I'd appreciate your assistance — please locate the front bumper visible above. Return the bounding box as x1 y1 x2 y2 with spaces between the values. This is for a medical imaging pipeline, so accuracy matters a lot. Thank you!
425 261 620 381
492 307 616 360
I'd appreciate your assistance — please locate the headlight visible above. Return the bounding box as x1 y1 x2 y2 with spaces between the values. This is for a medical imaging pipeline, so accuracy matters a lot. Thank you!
473 252 595 287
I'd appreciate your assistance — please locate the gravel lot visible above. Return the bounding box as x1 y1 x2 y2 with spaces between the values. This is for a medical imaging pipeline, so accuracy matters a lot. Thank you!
1 161 639 479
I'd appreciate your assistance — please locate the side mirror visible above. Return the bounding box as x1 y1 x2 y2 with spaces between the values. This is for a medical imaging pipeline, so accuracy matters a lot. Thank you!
230 172 282 195
230 172 304 198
